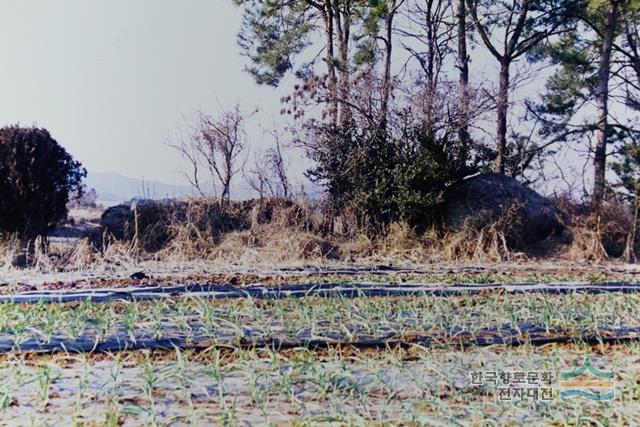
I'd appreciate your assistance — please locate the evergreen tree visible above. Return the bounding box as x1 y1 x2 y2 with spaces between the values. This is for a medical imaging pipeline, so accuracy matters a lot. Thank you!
532 0 640 210
235 0 365 126
465 0 575 173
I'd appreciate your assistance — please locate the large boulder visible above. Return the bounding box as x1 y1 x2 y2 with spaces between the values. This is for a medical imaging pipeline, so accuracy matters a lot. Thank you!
100 204 130 240
100 199 159 240
442 173 564 242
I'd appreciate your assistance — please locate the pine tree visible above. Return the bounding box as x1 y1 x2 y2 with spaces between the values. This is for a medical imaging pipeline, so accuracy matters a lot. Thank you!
235 0 365 126
465 0 574 173
531 0 640 210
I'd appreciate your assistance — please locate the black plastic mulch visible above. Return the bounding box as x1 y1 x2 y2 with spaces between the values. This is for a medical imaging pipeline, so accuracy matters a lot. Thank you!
1 322 638 354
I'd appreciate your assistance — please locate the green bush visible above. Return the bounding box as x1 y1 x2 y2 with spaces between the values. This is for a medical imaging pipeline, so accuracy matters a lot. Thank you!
392 126 472 227
307 120 473 231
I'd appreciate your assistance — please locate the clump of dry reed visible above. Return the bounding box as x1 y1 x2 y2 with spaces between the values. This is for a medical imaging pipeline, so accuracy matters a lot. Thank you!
338 209 524 264
430 202 527 262
0 233 20 271
46 198 530 268
19 190 640 272
551 195 634 262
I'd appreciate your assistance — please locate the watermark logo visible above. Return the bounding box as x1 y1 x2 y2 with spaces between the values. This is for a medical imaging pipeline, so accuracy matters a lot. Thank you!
469 370 555 401
559 357 615 401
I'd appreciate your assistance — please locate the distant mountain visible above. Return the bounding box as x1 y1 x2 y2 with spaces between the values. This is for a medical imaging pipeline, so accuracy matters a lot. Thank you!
85 171 324 206
85 172 206 205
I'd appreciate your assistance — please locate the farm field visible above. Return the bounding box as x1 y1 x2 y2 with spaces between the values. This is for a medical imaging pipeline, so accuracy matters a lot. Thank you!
2 0 640 425
1 342 638 425
0 264 638 426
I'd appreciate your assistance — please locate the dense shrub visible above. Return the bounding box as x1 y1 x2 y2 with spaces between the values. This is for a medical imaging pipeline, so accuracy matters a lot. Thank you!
392 126 473 227
0 125 86 239
306 121 473 231
307 126 397 228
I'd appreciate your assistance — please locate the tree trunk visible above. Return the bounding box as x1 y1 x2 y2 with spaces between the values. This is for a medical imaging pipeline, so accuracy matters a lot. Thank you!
624 183 640 262
456 0 470 150
381 3 394 127
424 0 436 127
592 0 619 210
333 0 351 125
322 5 339 127
221 178 230 205
495 59 510 173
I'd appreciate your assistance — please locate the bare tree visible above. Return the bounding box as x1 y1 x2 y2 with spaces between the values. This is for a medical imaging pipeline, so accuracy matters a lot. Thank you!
172 105 249 204
268 135 291 198
244 132 291 199
169 130 208 197
399 0 455 123
244 157 274 200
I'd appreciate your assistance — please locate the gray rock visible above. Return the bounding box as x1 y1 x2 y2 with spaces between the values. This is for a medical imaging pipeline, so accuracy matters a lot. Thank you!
100 204 131 239
442 173 564 242
100 199 158 240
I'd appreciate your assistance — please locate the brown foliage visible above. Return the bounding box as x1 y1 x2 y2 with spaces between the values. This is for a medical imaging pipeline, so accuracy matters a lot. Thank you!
551 194 634 262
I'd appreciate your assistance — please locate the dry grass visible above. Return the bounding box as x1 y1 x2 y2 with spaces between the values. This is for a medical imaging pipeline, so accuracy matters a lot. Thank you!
10 197 526 271
211 227 337 263
437 221 515 262
566 225 609 262
553 196 635 262
61 238 100 270
6 194 640 273
338 218 523 264
0 234 20 271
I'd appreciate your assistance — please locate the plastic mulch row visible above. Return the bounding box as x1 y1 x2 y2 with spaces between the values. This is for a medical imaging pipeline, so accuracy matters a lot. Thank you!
1 281 639 304
0 323 638 355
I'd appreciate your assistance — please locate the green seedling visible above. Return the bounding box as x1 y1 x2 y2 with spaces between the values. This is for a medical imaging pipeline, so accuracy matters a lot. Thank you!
35 363 60 409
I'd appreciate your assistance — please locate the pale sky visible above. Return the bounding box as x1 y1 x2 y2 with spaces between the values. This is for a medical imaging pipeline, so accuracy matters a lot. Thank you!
0 0 290 185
